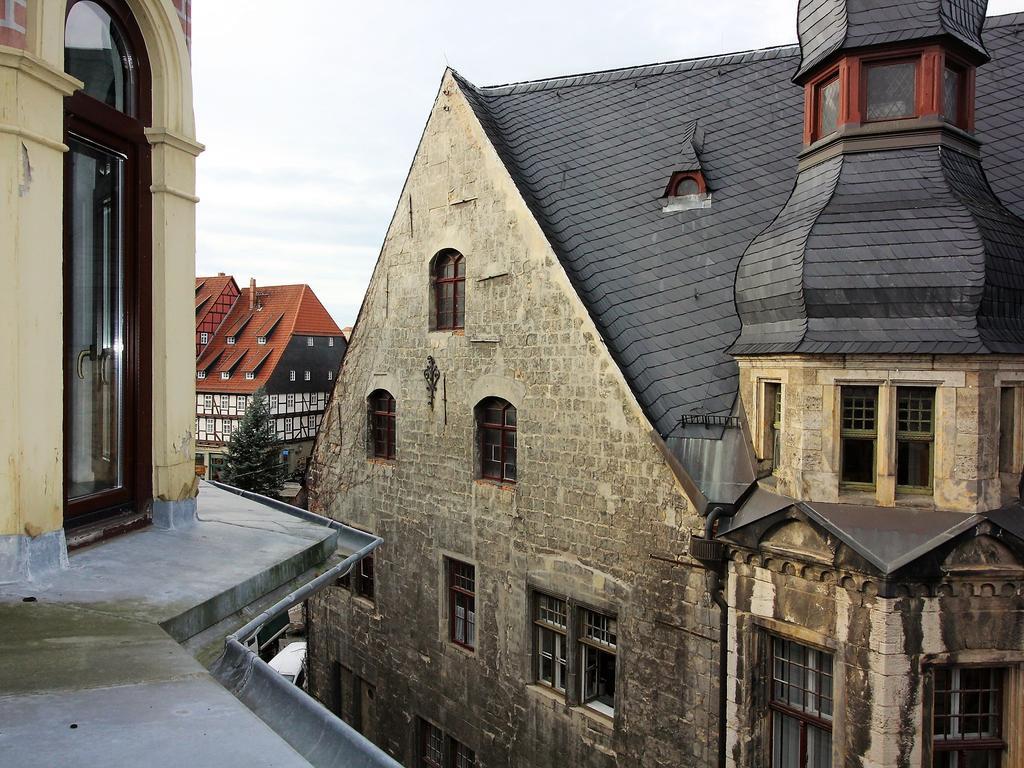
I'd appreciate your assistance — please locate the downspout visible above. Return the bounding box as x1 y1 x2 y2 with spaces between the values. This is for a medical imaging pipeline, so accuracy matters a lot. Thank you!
697 505 729 768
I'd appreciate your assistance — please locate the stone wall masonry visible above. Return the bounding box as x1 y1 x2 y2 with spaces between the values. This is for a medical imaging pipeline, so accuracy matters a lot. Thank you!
737 355 1024 513
306 71 718 768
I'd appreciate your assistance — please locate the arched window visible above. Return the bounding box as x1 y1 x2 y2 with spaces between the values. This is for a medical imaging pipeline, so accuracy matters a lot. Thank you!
478 398 516 483
368 390 396 460
433 250 466 330
63 1 152 522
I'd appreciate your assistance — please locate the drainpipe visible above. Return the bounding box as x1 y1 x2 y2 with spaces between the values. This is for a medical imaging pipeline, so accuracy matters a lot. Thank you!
694 505 729 768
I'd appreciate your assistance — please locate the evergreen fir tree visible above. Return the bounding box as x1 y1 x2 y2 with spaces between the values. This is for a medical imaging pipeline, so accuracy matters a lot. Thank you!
222 387 286 498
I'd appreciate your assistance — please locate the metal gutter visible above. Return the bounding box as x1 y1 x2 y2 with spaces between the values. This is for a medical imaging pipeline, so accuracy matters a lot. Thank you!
206 482 398 768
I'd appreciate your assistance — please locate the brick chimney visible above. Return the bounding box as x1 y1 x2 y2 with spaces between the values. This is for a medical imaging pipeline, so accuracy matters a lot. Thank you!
249 278 256 311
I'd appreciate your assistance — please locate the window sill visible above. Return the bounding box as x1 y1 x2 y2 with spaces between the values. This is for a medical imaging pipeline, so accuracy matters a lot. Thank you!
445 639 477 659
526 683 568 708
475 478 516 493
428 328 464 336
352 595 376 611
367 458 396 468
572 701 615 732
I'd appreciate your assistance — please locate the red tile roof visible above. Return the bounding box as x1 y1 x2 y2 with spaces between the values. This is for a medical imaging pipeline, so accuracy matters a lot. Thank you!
195 275 236 330
195 280 342 394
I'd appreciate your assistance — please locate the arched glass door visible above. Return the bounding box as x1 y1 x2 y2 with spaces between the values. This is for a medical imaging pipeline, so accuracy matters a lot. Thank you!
64 0 151 523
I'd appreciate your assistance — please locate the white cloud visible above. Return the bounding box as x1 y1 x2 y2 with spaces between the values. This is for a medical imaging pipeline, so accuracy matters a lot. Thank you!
192 0 1024 326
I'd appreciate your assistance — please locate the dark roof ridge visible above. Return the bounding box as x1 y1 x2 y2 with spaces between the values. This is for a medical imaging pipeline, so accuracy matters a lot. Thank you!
465 43 800 96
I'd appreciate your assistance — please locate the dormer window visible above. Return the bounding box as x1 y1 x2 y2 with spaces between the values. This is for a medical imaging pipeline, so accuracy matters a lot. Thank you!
200 332 209 345
257 336 267 345
197 371 206 380
221 372 230 380
943 65 965 125
227 336 235 345
864 60 917 121
245 372 254 380
662 171 710 212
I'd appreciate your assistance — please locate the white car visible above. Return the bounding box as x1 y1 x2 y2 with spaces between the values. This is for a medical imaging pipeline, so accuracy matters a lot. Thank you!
268 641 306 688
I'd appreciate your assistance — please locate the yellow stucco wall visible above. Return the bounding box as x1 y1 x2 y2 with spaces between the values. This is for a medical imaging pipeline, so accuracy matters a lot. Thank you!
0 0 200 537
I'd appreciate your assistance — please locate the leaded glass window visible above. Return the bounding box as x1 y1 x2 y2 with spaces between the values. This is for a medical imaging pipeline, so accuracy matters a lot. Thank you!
819 77 840 137
865 61 917 120
944 66 963 125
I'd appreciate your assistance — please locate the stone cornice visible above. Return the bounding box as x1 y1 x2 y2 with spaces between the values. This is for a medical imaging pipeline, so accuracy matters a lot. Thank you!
0 48 80 95
145 127 205 157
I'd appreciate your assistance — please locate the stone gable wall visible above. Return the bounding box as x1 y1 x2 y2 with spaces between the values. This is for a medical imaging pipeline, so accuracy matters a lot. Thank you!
305 72 718 768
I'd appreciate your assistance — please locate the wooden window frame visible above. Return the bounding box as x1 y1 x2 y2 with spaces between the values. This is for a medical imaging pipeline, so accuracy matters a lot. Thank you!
840 385 878 490
448 736 476 768
433 250 466 331
534 592 568 693
930 665 1007 767
861 55 921 123
478 398 517 483
578 606 617 717
768 635 834 768
447 559 476 651
354 552 375 602
895 386 935 494
419 719 444 768
368 390 396 460
814 72 841 141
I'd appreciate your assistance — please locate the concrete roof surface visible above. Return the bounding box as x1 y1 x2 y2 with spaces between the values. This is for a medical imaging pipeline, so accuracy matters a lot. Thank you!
0 482 348 768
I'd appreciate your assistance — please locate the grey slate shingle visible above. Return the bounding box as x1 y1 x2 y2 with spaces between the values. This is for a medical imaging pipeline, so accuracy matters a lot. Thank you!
455 14 1024 438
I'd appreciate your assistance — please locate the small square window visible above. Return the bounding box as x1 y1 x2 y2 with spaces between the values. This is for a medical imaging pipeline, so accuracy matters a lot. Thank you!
289 370 296 382
226 336 235 345
245 372 254 380
221 371 230 380
200 332 209 344
257 336 267 345
304 371 311 381
197 371 206 380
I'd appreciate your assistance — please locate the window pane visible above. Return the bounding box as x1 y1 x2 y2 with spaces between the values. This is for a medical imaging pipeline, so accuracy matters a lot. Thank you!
841 438 875 485
772 712 801 768
896 440 931 488
897 388 934 435
944 67 962 123
999 387 1016 473
842 387 877 433
65 2 134 114
674 177 700 196
820 78 840 136
866 61 917 120
807 725 833 768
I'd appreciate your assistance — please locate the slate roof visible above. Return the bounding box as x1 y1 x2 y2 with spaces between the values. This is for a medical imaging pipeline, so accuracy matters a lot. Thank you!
455 13 1024 438
195 281 343 394
795 0 989 80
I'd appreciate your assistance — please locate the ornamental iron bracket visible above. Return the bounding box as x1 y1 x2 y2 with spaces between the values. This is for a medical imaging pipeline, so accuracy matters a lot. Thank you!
423 356 441 409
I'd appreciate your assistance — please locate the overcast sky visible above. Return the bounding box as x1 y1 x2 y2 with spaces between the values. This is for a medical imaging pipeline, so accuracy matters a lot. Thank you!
192 0 1024 328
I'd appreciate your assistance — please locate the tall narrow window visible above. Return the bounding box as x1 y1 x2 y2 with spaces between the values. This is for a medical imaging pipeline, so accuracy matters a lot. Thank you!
534 593 568 692
420 720 443 768
478 398 517 483
999 387 1017 475
355 553 375 602
896 387 934 492
448 559 476 651
943 65 964 126
200 332 209 345
579 608 617 717
818 76 840 138
932 667 1005 767
64 0 152 523
368 390 396 460
770 637 833 768
840 386 877 488
763 382 783 472
865 60 917 121
434 250 466 330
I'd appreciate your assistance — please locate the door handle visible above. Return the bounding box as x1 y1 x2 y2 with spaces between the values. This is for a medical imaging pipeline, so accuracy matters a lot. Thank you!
76 344 97 380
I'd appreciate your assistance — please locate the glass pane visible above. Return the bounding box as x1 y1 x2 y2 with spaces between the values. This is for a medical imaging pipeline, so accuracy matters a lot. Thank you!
673 177 700 196
896 440 931 488
944 67 962 124
819 78 840 136
67 138 125 501
807 725 833 768
772 713 801 768
842 438 875 485
842 387 877 433
897 388 934 434
65 2 134 115
866 61 917 120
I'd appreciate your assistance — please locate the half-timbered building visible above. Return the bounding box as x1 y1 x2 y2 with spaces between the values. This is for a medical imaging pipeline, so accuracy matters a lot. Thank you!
195 276 346 478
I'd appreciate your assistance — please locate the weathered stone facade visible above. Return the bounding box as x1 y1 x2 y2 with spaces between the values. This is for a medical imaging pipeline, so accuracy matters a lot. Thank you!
306 71 720 767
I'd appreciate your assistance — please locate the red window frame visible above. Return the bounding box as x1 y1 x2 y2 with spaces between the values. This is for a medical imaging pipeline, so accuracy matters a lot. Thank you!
931 666 1006 767
478 398 516 483
861 55 920 123
369 390 396 460
434 250 465 331
448 559 476 651
815 73 840 141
